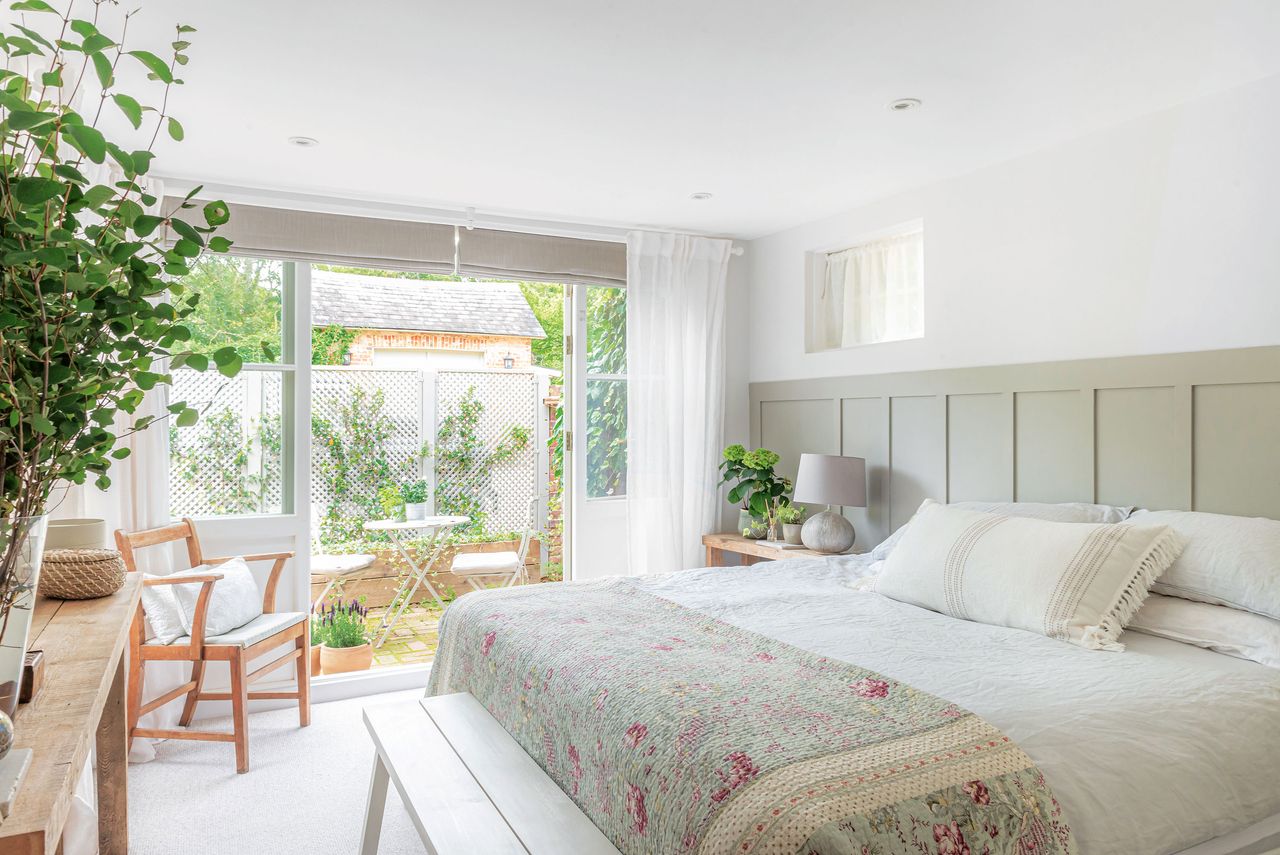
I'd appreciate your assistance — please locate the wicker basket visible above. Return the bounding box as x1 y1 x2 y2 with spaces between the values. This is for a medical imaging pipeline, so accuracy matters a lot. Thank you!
41 548 127 600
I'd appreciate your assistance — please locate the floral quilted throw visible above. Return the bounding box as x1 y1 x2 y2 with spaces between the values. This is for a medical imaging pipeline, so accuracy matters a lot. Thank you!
428 577 1078 855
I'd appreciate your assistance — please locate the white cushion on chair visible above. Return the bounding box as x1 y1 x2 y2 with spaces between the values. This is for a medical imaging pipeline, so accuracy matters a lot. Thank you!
311 553 376 578
450 551 520 575
171 557 264 637
153 611 306 648
140 583 187 645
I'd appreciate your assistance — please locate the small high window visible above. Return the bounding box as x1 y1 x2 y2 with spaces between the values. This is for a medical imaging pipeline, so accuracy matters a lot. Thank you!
806 225 923 352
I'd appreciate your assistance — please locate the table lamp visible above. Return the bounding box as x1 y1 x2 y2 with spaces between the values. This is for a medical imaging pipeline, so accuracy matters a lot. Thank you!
792 453 866 553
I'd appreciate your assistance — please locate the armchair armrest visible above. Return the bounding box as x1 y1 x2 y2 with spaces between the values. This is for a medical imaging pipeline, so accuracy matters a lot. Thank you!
205 552 295 565
205 551 295 614
142 573 225 654
143 573 225 586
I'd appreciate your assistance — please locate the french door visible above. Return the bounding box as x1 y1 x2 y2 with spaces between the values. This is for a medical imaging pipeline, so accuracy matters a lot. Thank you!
564 282 629 580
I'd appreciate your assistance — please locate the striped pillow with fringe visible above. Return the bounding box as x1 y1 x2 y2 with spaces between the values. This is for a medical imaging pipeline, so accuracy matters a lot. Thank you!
863 499 1185 650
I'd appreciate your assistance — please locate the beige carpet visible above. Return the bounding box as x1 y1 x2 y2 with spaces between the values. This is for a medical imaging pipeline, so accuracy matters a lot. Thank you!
128 689 427 854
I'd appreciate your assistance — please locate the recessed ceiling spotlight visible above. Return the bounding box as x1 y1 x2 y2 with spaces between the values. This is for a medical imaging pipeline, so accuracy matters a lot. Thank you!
288 135 320 147
886 98 922 112
689 192 713 201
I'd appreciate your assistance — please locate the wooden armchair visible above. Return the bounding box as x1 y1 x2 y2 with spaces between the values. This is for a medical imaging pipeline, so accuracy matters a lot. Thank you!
115 518 310 773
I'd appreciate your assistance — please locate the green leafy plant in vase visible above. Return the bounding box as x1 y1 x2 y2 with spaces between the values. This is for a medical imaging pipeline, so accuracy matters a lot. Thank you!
0 2 235 757
401 479 429 521
719 445 792 539
317 598 374 674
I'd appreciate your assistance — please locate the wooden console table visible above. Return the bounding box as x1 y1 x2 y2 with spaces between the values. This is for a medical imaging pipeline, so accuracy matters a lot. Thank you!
702 532 852 565
1 574 141 855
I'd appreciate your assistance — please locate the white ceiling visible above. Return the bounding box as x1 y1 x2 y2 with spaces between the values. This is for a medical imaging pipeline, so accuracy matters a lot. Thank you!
53 1 1280 237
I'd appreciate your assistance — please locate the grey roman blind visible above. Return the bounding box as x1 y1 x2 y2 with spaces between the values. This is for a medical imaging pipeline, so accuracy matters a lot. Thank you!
165 199 627 285
164 198 457 273
457 227 626 287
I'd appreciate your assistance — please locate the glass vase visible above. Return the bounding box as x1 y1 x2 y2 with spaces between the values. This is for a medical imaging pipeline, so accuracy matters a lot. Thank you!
0 515 47 725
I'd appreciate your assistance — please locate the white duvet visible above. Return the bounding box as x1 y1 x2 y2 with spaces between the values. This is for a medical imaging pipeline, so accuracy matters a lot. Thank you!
638 557 1280 855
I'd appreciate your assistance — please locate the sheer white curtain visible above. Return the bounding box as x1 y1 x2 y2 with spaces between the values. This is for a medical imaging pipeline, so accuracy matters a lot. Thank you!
51 176 187 766
52 357 185 765
820 229 923 348
625 231 731 575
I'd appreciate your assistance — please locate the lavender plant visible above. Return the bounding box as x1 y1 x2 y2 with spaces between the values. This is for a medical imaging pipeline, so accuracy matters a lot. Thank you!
316 599 370 649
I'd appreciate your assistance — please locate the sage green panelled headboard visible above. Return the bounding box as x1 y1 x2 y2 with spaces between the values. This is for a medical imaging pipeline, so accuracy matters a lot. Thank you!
749 346 1280 551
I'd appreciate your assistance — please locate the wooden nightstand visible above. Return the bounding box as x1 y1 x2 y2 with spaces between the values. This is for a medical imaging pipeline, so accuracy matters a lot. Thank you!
701 533 850 566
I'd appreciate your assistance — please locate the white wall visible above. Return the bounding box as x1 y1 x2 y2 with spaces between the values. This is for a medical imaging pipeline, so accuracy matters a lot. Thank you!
746 72 1280 383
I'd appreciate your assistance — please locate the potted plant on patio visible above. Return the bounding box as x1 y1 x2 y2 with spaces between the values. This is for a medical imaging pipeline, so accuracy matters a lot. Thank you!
318 598 374 674
401 480 429 521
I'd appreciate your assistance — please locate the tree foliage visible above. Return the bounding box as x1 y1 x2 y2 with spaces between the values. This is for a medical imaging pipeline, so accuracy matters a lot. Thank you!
518 281 563 373
182 255 282 362
585 287 626 497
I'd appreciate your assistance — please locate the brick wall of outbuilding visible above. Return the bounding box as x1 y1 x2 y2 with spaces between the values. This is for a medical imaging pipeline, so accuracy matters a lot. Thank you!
345 329 534 368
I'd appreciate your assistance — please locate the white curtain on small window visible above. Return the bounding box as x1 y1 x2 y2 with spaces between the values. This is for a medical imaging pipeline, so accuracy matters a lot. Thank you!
626 231 731 574
821 230 923 348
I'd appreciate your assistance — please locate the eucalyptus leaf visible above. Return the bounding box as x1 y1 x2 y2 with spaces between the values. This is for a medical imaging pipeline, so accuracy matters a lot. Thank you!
127 50 172 83
112 94 142 128
14 176 61 204
65 123 106 163
202 199 230 226
10 1 58 12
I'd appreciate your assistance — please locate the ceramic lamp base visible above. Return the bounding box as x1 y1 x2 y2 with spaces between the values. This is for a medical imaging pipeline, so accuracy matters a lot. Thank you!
799 509 855 554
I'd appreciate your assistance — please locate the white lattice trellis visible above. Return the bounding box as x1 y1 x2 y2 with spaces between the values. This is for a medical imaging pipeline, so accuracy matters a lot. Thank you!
169 368 284 517
169 366 540 536
433 370 538 534
310 367 425 528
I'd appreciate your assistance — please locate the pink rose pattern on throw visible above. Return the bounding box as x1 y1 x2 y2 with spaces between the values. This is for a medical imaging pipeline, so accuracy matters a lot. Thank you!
427 576 1077 855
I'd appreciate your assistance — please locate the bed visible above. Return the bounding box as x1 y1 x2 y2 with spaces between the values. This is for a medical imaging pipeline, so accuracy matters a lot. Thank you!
648 557 1280 855
420 554 1280 855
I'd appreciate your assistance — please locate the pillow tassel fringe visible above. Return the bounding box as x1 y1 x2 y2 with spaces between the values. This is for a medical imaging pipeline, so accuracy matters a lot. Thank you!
1081 529 1188 651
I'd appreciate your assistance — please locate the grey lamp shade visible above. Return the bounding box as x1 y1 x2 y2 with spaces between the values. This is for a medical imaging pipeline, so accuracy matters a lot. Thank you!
792 454 867 508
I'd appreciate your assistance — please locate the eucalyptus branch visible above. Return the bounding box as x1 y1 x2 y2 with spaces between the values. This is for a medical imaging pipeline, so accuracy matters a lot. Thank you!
0 2 235 601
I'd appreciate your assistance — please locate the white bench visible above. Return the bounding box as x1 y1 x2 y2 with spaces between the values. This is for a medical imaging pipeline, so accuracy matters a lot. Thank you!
361 692 623 854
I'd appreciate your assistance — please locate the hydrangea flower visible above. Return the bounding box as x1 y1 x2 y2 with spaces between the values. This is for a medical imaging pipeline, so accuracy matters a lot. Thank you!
742 448 780 470
723 443 747 462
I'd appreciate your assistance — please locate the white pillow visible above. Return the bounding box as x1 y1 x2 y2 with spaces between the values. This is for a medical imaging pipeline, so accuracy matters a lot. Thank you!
1134 510 1280 621
140 582 188 645
1128 594 1280 669
863 500 1184 650
869 500 1134 560
168 557 263 638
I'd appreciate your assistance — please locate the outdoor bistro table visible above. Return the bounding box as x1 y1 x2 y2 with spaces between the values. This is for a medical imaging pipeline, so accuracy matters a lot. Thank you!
363 516 469 648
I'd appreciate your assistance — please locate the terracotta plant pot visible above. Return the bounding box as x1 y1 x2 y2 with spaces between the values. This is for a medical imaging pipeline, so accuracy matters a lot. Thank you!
310 643 323 676
320 642 373 675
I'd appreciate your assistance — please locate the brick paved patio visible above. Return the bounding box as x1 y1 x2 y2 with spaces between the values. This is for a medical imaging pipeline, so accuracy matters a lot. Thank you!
367 601 446 668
